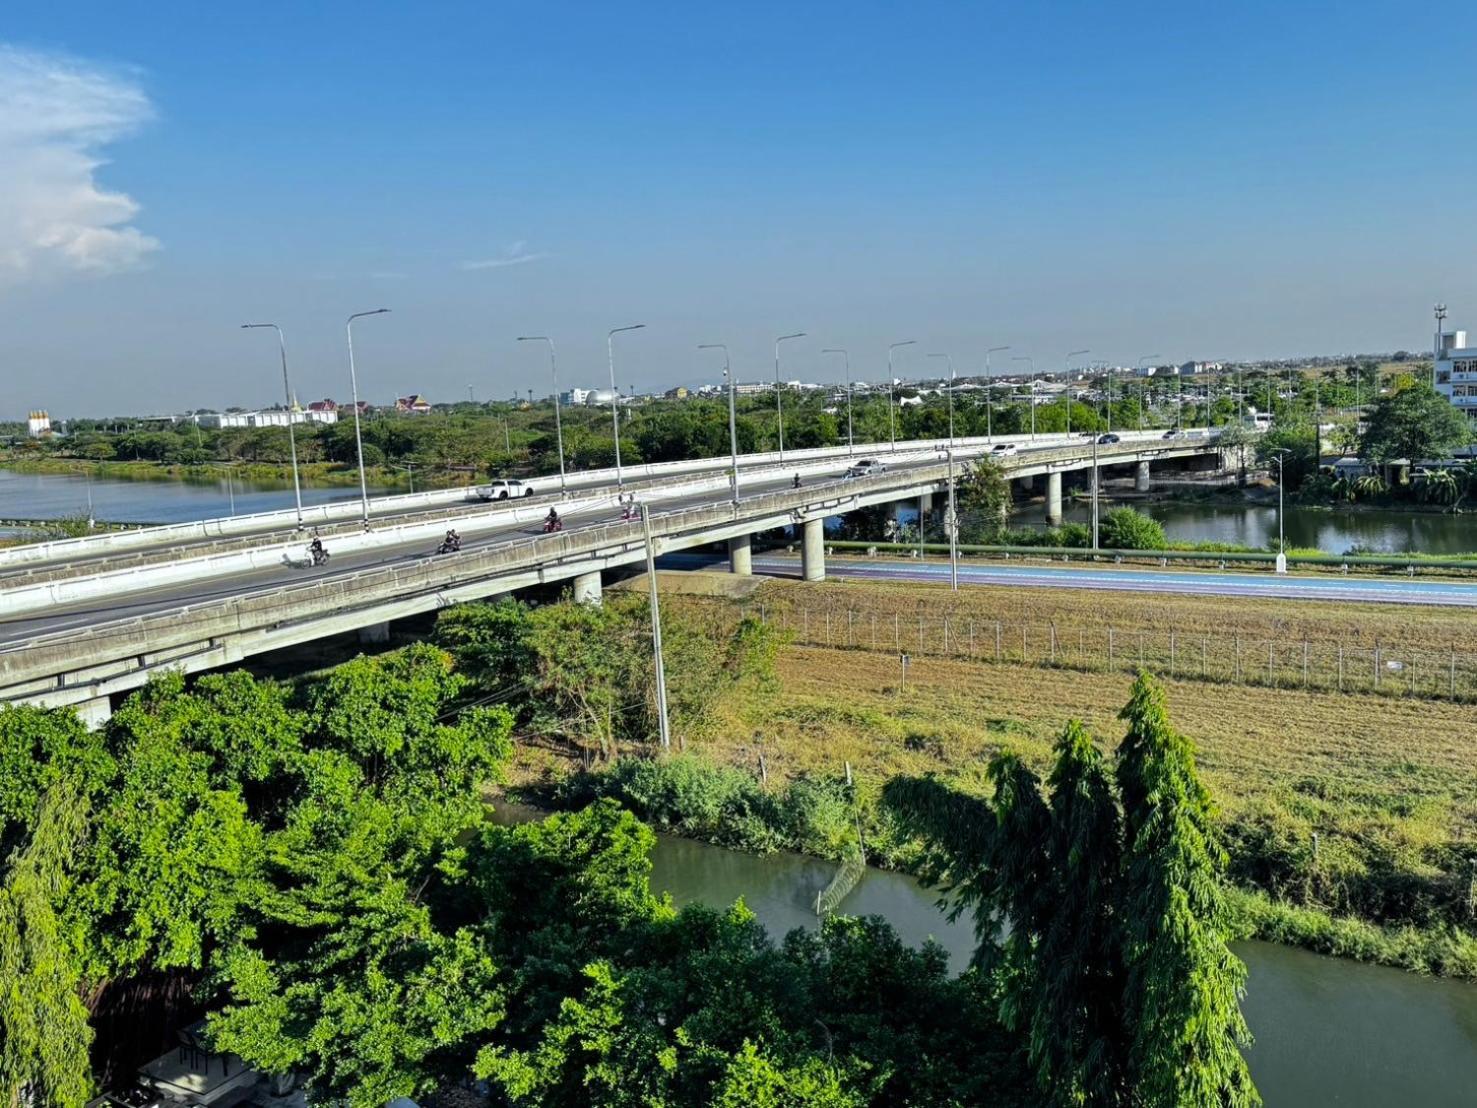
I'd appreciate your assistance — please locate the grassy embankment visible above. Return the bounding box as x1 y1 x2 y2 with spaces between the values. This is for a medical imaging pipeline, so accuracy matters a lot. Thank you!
513 575 1477 977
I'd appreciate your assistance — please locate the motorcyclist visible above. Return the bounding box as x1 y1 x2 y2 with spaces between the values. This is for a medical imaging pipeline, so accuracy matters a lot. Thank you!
443 528 461 552
308 536 327 565
792 473 802 489
545 506 562 531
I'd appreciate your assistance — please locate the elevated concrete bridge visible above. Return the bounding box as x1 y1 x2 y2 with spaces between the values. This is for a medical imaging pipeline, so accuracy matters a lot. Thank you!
0 432 1226 723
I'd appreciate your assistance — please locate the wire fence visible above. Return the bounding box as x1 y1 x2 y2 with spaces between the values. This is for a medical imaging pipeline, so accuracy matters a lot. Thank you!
679 598 1477 704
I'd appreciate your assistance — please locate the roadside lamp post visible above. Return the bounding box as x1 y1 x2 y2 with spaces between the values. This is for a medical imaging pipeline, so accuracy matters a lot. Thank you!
822 348 854 455
1012 356 1036 440
945 444 959 590
517 336 567 495
1090 431 1101 551
887 340 916 453
699 344 740 505
345 309 390 528
1137 355 1159 431
1065 349 1089 438
638 502 672 751
985 345 1010 442
928 353 955 448
1271 448 1290 573
241 323 304 530
607 324 645 489
774 332 806 461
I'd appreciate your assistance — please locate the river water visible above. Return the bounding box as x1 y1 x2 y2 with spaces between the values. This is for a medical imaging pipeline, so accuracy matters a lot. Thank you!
1013 499 1477 556
0 470 392 528
635 830 1477 1106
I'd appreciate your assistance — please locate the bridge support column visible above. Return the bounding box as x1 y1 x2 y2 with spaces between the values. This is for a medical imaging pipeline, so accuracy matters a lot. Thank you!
1135 460 1151 493
801 518 825 581
74 694 112 731
572 570 603 606
916 492 934 524
358 621 391 644
728 533 752 575
1046 472 1063 525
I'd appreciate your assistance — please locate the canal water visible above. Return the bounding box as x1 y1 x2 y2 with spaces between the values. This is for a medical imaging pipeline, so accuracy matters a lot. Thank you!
0 469 392 527
529 814 1477 1107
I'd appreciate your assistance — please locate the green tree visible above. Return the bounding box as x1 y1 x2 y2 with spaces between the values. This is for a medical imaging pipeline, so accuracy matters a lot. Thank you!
1098 507 1167 550
1360 381 1470 466
956 459 1012 542
1115 675 1258 1107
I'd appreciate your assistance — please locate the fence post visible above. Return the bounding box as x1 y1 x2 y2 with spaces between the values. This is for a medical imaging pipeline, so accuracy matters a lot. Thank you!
1022 624 1028 663
1375 642 1381 688
1109 627 1115 668
1170 631 1176 675
847 609 854 647
1201 636 1208 678
894 612 901 652
803 608 809 642
918 613 925 653
1302 640 1309 687
1337 643 1344 691
1451 651 1457 700
1268 640 1275 687
1050 623 1057 662
825 610 832 644
943 617 952 653
1234 634 1241 681
969 619 976 654
995 621 1002 662
1137 631 1144 667
872 614 878 651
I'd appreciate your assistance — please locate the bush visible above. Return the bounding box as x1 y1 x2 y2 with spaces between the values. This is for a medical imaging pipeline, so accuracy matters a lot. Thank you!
1097 507 1167 550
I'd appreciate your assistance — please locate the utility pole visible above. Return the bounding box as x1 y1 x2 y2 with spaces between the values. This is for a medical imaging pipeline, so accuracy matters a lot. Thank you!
887 340 916 453
1090 432 1100 550
946 445 959 590
774 332 806 461
699 344 740 505
640 502 672 751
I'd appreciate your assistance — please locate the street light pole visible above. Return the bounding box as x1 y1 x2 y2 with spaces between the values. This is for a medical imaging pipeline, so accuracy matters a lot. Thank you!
607 324 645 489
822 348 854 455
1271 448 1290 573
639 502 672 752
928 353 955 447
1137 355 1159 431
518 337 566 496
1013 356 1035 440
1090 431 1101 550
241 323 304 530
946 444 959 591
345 309 390 528
1065 349 1089 437
985 345 1010 442
887 340 916 453
774 332 806 461
699 344 740 505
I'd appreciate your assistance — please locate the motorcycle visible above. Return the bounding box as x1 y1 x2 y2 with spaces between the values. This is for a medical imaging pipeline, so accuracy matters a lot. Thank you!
436 537 462 554
308 545 330 567
542 517 564 533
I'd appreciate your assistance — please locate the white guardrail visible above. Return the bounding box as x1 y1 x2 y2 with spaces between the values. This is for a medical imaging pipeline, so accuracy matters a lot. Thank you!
0 429 1191 570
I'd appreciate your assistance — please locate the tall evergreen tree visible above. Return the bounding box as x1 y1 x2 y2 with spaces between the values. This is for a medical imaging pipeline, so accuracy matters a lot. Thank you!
1115 674 1259 1108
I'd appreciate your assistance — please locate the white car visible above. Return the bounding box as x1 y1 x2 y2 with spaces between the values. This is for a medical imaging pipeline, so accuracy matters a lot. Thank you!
475 479 537 500
990 442 1019 458
845 458 887 478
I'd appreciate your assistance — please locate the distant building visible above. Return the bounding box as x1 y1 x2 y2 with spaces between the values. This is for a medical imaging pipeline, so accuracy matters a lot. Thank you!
1434 315 1477 425
561 387 593 406
664 385 690 400
395 394 432 414
26 410 51 437
733 382 772 396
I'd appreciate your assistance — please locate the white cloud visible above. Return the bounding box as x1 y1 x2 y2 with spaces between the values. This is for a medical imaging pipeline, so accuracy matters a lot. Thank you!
0 44 159 286
460 240 548 270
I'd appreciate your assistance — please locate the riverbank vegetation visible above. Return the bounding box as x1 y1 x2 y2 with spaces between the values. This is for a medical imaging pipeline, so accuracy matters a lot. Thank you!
482 580 1477 980
2 619 1264 1105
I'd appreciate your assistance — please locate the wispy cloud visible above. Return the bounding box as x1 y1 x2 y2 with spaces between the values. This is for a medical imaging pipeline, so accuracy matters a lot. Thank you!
0 44 159 286
459 240 548 271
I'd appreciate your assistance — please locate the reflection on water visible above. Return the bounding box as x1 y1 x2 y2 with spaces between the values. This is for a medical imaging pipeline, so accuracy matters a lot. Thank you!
1013 499 1477 556
0 469 394 526
642 830 1477 1108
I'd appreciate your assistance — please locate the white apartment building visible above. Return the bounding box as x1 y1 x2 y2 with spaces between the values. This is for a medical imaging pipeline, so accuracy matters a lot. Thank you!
1434 318 1477 424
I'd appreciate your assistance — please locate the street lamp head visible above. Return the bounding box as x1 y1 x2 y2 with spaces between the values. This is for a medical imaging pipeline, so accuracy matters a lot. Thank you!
348 308 390 324
889 339 916 351
609 323 646 337
517 335 551 342
777 332 806 343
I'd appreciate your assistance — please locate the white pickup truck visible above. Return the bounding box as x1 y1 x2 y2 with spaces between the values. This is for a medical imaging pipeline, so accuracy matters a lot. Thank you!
473 479 538 500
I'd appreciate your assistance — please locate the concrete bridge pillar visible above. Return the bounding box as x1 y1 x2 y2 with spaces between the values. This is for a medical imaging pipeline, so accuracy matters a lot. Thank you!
917 492 934 524
1135 460 1151 493
728 533 752 575
74 694 112 731
358 621 391 644
572 570 603 606
1046 471 1063 525
801 518 825 581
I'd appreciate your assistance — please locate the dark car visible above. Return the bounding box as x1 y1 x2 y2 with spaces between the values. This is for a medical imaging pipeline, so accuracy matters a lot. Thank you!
1096 433 1121 445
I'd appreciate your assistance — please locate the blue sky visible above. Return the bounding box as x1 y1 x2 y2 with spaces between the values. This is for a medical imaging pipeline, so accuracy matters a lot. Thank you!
2 1 1476 416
